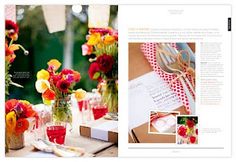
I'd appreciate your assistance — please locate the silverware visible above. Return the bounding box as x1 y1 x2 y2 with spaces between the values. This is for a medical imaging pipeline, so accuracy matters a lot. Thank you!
156 43 195 114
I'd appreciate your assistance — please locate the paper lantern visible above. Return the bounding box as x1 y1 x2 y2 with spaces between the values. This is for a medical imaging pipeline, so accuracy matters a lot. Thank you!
88 5 110 28
42 5 66 33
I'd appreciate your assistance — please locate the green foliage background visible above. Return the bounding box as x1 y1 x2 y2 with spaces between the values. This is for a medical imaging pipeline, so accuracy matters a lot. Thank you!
8 5 118 104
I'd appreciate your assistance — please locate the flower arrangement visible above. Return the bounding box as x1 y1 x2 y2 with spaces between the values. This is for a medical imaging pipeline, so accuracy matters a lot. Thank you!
82 28 118 118
177 116 198 144
35 59 85 123
5 20 29 96
5 99 38 149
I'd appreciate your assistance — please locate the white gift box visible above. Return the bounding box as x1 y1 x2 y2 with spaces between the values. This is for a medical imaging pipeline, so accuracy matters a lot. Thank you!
151 115 176 133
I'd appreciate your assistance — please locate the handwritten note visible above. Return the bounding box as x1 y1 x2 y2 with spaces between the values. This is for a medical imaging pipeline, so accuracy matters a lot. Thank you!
129 71 182 129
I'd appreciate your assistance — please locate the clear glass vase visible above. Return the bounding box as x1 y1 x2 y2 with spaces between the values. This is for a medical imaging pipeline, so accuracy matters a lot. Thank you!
52 95 72 123
101 79 118 120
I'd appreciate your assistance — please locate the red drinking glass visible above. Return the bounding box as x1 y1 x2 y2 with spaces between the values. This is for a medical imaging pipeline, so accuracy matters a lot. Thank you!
92 105 108 120
46 122 66 145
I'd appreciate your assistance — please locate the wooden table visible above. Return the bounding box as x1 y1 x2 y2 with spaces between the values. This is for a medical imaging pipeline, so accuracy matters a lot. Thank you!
6 131 118 157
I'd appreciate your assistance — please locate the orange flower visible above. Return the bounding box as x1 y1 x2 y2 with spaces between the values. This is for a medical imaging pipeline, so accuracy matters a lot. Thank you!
47 59 61 71
73 71 81 82
104 35 115 45
42 88 55 100
5 44 19 63
15 118 29 135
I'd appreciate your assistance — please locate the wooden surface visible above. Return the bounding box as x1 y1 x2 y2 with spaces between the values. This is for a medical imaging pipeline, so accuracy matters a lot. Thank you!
6 131 118 157
129 43 153 80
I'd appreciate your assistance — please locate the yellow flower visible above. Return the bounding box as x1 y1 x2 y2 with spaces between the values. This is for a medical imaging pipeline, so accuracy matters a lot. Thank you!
35 79 50 93
75 89 87 101
47 59 61 71
97 43 103 49
19 100 30 105
104 35 115 45
87 33 101 46
42 98 52 105
37 69 50 80
6 111 16 134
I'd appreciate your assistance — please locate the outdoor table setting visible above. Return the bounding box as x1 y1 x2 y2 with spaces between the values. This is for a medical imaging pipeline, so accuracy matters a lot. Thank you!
5 5 118 157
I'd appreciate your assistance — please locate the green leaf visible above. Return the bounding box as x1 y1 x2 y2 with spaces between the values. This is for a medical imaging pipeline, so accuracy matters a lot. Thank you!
93 72 100 80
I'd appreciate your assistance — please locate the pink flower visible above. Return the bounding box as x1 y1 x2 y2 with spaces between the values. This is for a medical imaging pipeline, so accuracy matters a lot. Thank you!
89 28 110 35
82 44 93 56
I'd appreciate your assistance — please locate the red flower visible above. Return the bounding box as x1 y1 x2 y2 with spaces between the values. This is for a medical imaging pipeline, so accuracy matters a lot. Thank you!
196 129 198 135
178 125 187 137
189 136 196 144
50 74 62 85
5 99 18 114
5 20 19 40
186 119 195 128
96 54 114 73
61 68 74 75
42 88 55 100
88 62 102 81
56 79 71 92
15 118 29 135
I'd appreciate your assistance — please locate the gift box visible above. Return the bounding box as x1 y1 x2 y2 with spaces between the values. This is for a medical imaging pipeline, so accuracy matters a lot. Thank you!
151 114 176 133
80 118 118 143
131 122 176 143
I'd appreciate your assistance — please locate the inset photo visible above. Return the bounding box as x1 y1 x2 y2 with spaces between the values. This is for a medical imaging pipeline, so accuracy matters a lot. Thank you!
176 116 198 144
148 111 179 134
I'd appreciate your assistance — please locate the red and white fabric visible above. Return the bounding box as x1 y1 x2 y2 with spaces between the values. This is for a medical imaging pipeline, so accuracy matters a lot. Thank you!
141 43 191 114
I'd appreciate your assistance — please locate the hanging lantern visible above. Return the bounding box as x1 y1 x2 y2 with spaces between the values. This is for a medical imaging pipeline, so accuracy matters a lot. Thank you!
88 5 110 28
42 5 66 33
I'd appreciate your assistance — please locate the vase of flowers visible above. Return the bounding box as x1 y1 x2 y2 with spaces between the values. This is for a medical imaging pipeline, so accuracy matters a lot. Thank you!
52 95 72 123
5 20 29 152
35 59 84 123
82 28 118 120
5 99 38 150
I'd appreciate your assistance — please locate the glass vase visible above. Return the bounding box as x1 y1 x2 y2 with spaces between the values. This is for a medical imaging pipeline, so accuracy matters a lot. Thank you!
101 79 118 120
52 95 72 123
8 133 24 150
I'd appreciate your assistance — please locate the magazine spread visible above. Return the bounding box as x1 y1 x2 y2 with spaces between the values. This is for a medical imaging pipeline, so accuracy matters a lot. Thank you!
2 2 233 160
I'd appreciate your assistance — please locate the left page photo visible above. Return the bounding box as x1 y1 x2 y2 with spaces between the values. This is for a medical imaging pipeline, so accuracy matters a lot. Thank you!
4 4 118 157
